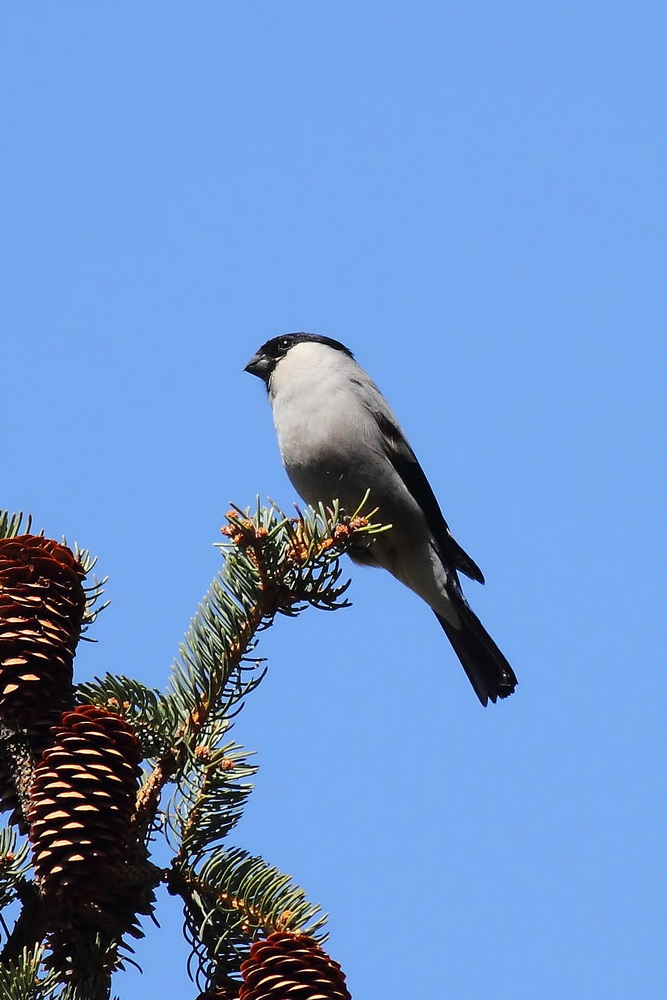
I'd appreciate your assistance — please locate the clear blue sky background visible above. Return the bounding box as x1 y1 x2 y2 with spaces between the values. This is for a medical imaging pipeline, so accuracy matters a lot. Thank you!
2 4 665 998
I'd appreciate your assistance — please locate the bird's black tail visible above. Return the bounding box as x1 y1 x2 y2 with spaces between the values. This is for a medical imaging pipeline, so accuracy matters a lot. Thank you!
436 594 517 707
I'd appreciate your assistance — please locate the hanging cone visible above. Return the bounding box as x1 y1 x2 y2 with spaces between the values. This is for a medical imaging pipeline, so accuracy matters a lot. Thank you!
28 704 142 908
0 534 86 831
0 535 86 726
239 933 351 1000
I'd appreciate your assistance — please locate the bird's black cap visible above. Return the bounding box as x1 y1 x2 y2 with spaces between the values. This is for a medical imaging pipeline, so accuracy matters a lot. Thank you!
245 333 354 380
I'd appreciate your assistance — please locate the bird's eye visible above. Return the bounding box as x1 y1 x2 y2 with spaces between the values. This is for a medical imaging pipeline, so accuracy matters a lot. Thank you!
278 338 291 352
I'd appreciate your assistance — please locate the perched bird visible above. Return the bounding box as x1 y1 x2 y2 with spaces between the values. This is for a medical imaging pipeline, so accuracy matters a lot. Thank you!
245 333 517 706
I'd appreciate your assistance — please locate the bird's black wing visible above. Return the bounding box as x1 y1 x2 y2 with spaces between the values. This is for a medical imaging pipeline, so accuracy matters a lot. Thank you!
376 412 485 584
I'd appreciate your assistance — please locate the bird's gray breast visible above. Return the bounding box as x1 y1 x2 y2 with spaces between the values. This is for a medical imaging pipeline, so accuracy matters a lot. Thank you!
269 369 379 511
275 402 371 510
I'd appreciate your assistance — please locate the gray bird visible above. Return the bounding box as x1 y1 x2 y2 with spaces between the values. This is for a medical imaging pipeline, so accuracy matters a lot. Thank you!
245 333 517 705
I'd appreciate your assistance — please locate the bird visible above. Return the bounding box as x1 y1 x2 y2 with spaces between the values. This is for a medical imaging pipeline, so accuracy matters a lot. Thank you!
245 333 517 706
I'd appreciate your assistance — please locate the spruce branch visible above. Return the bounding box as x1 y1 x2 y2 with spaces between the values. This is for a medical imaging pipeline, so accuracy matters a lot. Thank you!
0 945 60 1000
131 498 386 859
0 512 33 542
0 880 49 968
0 502 379 996
168 739 256 862
171 847 327 991
73 554 108 639
76 674 180 760
170 496 386 746
0 828 31 904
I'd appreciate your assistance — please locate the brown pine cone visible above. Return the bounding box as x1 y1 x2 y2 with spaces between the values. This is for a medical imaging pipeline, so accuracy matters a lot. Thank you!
28 704 142 908
239 933 351 1000
0 535 86 726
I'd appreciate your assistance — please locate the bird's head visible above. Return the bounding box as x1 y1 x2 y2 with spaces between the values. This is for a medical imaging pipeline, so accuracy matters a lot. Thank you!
244 333 354 385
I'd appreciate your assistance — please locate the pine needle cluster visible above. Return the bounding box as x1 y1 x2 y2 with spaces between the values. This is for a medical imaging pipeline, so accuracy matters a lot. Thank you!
0 501 386 998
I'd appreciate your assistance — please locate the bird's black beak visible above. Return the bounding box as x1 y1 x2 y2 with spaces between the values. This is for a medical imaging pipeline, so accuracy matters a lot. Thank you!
244 353 271 380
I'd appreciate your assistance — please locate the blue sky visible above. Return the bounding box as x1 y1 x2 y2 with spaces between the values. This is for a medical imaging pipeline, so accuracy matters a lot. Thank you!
2 3 666 998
